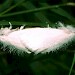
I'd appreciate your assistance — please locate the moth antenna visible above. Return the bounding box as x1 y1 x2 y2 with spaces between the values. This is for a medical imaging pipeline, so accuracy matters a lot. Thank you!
47 24 50 28
1 26 3 29
45 22 50 28
57 22 65 27
58 22 75 33
1 27 3 30
9 22 12 29
20 25 25 30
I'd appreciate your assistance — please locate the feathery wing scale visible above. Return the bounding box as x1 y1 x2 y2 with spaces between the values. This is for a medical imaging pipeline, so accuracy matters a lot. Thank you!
0 24 75 54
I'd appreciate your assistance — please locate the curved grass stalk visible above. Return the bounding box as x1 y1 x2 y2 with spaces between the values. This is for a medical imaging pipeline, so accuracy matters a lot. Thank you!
0 2 75 17
68 53 75 75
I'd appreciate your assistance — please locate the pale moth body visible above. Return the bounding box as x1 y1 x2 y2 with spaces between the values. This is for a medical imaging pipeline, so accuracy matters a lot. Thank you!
0 23 75 54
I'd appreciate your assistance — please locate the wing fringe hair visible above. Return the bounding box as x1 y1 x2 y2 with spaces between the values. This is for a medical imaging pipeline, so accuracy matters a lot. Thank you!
0 22 75 54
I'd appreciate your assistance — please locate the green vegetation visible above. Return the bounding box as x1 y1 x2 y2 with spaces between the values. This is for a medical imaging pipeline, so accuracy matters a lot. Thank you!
0 0 75 75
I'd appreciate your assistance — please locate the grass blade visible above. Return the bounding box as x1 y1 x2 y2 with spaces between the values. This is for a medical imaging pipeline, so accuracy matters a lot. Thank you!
68 53 75 75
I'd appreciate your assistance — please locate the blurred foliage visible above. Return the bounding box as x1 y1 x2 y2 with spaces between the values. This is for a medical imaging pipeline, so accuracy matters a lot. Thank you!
0 0 75 75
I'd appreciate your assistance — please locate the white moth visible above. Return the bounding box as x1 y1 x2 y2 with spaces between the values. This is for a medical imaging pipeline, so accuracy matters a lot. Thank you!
0 23 75 54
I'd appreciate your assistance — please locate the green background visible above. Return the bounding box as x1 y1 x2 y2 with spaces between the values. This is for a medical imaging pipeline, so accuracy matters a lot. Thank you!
0 0 75 75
